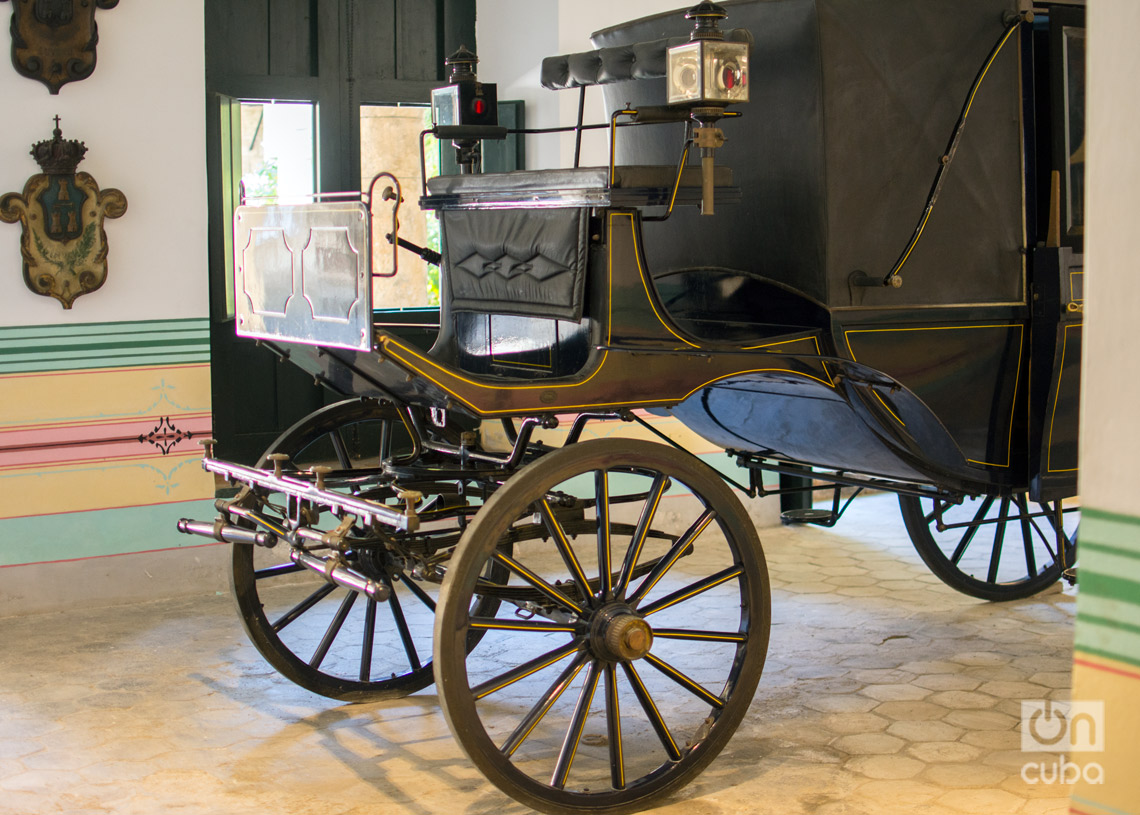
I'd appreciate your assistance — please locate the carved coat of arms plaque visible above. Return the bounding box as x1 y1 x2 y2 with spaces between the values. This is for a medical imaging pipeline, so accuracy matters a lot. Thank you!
2 0 119 94
0 119 127 308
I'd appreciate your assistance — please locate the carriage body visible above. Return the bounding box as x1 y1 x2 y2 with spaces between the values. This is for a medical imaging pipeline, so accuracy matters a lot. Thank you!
233 0 1082 501
182 1 1084 812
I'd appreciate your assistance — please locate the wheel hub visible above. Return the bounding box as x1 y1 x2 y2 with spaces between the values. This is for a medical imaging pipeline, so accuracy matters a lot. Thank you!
590 604 653 662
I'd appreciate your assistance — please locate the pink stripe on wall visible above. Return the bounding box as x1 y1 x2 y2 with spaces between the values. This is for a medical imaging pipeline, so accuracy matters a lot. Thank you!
0 413 213 470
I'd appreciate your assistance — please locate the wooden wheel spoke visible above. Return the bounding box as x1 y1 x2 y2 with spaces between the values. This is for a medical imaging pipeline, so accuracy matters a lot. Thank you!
596 470 613 601
330 428 352 469
616 473 668 597
397 573 438 612
271 582 337 632
605 663 625 790
474 642 581 700
539 499 593 606
383 574 421 672
986 497 1010 583
1013 494 1037 577
949 495 994 565
310 590 357 669
652 628 746 643
500 652 590 757
629 508 716 606
254 561 305 580
492 551 586 615
621 661 682 760
468 617 577 633
359 597 377 682
643 653 725 709
639 565 743 616
550 661 601 789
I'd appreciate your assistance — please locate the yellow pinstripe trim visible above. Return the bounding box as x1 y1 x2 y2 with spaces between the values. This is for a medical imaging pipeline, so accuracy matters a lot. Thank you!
653 629 747 643
505 659 587 755
626 662 680 755
888 22 1018 279
843 324 1024 467
1069 270 1084 302
377 212 833 414
473 647 577 700
607 665 624 788
468 621 577 633
872 391 906 427
643 566 743 616
1046 322 1080 473
559 665 601 786
541 497 591 592
635 513 714 600
628 217 702 349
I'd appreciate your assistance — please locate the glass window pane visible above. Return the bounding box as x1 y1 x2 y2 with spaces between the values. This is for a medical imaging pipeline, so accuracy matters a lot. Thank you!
361 105 440 308
240 101 316 201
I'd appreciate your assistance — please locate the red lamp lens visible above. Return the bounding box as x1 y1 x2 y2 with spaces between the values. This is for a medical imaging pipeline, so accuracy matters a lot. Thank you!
722 67 735 90
473 99 486 115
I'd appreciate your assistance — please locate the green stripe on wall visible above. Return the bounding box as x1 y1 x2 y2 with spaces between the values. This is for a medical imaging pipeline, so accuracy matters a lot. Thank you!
0 319 209 374
0 499 217 567
1075 620 1140 672
1076 507 1140 671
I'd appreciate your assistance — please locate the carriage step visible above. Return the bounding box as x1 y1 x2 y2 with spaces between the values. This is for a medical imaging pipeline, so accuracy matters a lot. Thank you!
780 508 839 527
1063 567 1078 586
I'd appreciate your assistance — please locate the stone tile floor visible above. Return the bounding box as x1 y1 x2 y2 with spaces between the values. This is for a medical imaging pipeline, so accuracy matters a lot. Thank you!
0 493 1075 814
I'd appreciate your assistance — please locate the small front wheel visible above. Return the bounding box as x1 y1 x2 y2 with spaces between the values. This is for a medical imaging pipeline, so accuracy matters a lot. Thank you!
434 439 770 815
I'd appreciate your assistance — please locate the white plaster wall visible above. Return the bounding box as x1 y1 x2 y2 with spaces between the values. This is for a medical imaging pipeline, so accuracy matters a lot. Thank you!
0 1 208 326
476 0 560 170
478 0 684 169
1080 0 1140 516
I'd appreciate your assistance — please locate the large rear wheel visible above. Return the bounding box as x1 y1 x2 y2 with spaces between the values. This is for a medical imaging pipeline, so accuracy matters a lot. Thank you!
899 492 1077 601
231 398 499 701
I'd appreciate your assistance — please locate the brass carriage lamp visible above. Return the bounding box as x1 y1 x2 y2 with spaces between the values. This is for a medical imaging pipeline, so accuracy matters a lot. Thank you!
667 3 749 106
667 2 749 214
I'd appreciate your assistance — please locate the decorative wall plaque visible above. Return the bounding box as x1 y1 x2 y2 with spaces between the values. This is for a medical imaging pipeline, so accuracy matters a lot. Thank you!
0 118 127 308
2 0 119 94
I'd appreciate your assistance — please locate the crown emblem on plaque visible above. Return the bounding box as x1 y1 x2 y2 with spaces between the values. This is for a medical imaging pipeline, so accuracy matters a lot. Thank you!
31 116 88 175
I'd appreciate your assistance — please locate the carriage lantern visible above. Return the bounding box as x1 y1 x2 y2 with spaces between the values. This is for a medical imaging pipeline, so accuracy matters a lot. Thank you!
667 2 749 106
666 2 748 214
432 45 498 173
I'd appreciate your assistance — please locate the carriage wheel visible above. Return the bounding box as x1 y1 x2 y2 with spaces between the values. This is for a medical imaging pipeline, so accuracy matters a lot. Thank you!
434 439 770 815
898 493 1078 602
232 398 499 701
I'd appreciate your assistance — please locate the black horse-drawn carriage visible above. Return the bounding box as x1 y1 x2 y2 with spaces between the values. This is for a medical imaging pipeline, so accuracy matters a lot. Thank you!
179 1 1083 811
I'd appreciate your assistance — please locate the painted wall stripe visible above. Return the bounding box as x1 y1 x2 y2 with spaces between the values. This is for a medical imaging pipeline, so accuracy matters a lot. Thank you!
0 499 217 567
1075 621 1140 672
1081 540 1140 561
1073 655 1140 682
0 318 209 374
1083 506 1140 529
1071 794 1137 815
1079 613 1140 639
1078 552 1140 584
1077 571 1140 605
1078 595 1140 634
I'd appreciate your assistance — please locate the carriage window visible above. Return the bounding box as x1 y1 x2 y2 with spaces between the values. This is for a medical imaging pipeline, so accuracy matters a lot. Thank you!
361 104 442 308
239 101 316 201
